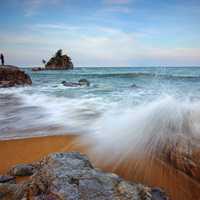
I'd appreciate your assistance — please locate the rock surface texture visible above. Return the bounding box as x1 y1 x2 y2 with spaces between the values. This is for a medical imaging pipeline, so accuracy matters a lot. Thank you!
159 134 200 182
0 65 32 88
9 164 35 177
0 152 168 200
45 49 73 70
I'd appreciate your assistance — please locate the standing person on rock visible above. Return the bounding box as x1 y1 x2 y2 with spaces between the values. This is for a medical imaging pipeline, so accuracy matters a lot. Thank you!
0 53 4 65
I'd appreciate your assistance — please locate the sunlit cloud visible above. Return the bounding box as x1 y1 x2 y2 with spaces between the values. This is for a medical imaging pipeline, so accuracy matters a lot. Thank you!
1 24 200 67
1 0 199 66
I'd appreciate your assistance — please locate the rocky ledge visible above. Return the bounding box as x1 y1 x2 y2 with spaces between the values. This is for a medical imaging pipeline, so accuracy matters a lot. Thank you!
0 65 32 88
0 152 168 200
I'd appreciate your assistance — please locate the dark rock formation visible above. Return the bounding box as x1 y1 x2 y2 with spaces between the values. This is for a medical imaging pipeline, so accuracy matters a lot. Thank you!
62 79 90 87
0 153 168 200
9 164 35 177
62 81 80 87
79 79 90 86
0 65 32 88
0 176 15 184
32 67 45 72
45 49 73 70
151 188 168 200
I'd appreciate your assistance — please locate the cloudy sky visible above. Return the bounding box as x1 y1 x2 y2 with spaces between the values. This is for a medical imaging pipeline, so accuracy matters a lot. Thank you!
0 0 200 67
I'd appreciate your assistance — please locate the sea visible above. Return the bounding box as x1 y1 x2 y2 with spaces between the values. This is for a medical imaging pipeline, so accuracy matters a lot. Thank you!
1 67 200 140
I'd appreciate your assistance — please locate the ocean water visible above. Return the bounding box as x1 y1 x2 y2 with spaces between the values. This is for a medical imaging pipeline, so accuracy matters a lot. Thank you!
1 67 200 140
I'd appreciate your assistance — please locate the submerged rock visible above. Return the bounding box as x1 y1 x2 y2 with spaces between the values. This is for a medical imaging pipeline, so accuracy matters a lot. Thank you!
79 79 90 86
45 49 73 70
32 67 45 72
0 65 32 88
62 79 90 87
62 81 80 87
9 164 35 176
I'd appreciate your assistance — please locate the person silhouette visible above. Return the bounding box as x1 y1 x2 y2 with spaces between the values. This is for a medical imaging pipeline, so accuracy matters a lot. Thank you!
0 54 4 65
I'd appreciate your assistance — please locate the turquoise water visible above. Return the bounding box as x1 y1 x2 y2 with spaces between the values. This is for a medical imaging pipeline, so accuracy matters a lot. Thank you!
1 67 200 139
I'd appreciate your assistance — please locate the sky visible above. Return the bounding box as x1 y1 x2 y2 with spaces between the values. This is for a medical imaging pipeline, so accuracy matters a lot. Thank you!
0 0 200 67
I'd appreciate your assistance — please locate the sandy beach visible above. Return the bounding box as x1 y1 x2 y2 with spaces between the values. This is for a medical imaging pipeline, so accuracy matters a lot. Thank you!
0 134 200 200
0 135 78 174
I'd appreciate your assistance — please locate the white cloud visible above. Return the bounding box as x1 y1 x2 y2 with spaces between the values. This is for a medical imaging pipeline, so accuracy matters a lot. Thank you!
1 25 200 67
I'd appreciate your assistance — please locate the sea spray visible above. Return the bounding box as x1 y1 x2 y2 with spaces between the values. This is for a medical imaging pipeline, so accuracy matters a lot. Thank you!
84 95 199 159
74 95 200 200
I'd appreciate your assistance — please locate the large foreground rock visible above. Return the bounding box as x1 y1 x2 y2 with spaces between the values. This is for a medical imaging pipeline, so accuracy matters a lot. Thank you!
0 65 32 88
159 134 200 182
0 153 168 200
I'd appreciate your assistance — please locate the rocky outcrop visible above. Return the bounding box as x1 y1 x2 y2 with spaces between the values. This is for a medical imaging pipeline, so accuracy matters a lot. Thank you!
0 65 32 88
78 79 90 86
0 153 168 200
45 49 73 70
62 79 90 87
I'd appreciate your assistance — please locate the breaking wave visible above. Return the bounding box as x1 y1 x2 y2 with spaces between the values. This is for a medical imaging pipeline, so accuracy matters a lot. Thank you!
83 95 200 162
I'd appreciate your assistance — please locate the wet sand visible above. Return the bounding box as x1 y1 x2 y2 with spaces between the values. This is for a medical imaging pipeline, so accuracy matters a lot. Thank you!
0 134 200 200
0 135 78 174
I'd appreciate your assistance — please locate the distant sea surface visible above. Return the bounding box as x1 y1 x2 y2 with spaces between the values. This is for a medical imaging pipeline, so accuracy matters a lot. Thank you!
1 67 200 140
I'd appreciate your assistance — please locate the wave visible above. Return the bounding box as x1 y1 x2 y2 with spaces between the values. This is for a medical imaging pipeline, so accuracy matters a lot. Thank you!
82 95 200 162
0 91 110 138
78 72 200 80
76 95 200 200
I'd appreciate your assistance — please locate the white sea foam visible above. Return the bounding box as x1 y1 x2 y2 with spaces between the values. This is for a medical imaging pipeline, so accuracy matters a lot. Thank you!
84 95 200 163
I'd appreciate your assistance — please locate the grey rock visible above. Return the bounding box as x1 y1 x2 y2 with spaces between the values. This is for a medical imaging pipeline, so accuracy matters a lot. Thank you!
62 81 80 87
0 175 15 184
0 183 26 200
151 188 169 200
61 79 90 87
9 164 35 176
78 79 90 86
1 153 169 200
25 152 168 200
